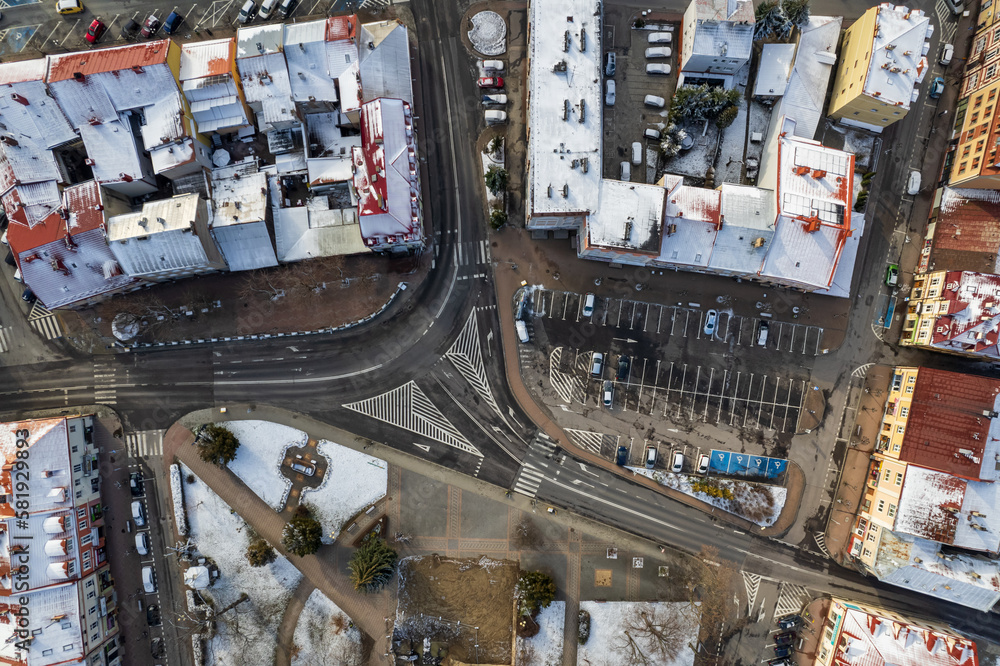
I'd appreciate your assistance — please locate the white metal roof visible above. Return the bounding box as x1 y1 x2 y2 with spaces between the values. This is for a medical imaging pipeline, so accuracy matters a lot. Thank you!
270 173 367 260
708 183 775 274
0 582 84 666
754 44 795 97
107 193 202 240
863 4 931 109
236 24 284 58
179 38 234 81
237 52 294 115
774 16 842 140
527 0 602 218
285 20 339 103
79 119 145 184
141 90 186 148
588 179 666 252
358 21 411 105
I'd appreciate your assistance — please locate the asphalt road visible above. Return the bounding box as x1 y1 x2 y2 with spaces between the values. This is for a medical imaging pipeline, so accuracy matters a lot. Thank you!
0 0 996 655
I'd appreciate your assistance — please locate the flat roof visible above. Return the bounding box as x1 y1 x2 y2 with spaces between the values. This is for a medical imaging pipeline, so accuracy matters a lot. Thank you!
691 21 754 61
236 24 284 58
107 193 202 241
754 44 795 96
527 0 602 218
862 4 931 109
588 179 666 253
657 185 720 267
709 183 775 274
211 161 268 226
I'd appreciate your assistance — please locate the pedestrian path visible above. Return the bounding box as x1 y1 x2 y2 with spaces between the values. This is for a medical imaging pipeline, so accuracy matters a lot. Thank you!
29 302 62 340
454 239 491 267
126 429 166 458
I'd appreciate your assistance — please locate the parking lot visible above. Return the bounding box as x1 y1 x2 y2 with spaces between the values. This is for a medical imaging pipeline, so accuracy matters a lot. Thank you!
603 22 677 181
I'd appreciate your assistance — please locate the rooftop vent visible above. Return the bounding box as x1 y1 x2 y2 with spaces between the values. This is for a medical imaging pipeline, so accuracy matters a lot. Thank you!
73 72 85 82
562 184 569 198
564 31 571 52
10 93 28 106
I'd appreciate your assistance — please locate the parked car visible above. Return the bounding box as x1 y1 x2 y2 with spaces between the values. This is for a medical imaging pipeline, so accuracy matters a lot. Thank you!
604 51 616 76
703 309 718 336
147 604 161 626
774 631 796 645
645 47 672 59
940 43 954 66
615 445 628 466
21 288 35 304
929 76 945 99
670 451 684 473
605 79 616 106
620 161 630 181
85 19 105 43
631 142 642 165
591 352 604 376
482 60 505 71
131 500 146 527
616 355 630 381
582 293 595 317
603 381 614 407
482 94 507 106
141 566 157 593
485 110 507 124
277 0 297 19
907 170 921 195
644 128 661 140
648 31 672 44
0 229 6 245
139 14 161 38
122 18 141 37
515 320 530 343
129 472 144 497
163 10 183 34
478 76 504 89
645 446 657 469
135 532 150 556
259 0 278 19
646 63 671 75
697 454 710 474
944 0 963 15
56 0 84 14
773 645 792 658
644 94 666 108
289 460 315 476
885 263 899 287
757 320 769 346
777 615 802 630
768 659 791 666
237 0 257 24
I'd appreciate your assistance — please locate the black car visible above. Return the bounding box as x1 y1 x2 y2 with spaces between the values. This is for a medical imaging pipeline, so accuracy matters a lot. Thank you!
773 645 792 658
122 18 140 37
129 472 144 497
616 355 630 381
774 631 795 645
615 445 628 466
776 615 801 630
146 604 161 626
21 288 35 304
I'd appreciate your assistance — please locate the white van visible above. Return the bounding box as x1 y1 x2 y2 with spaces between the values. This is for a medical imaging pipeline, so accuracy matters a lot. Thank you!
620 161 631 181
515 320 529 343
645 47 672 59
482 94 507 105
646 63 671 75
631 142 642 165
648 32 672 44
582 293 595 317
644 95 666 108
907 170 921 195
485 110 507 124
483 60 505 71
135 532 149 556
141 566 157 594
131 500 146 527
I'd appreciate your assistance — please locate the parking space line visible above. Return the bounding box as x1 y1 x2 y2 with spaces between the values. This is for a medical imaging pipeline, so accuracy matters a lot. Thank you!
615 300 625 328
690 366 700 420
716 369 728 423
695 311 702 339
629 302 637 330
601 302 608 326
562 292 569 320
532 289 542 315
721 313 731 341
703 367 714 421
683 310 690 337
643 303 651 332
757 376 768 428
814 327 822 355
679 364 688 421
670 307 678 336
743 374 755 428
769 378 780 430
803 326 810 354
651 359 660 409
736 317 744 346
41 22 63 47
656 305 663 333
636 358 647 413
664 362 674 417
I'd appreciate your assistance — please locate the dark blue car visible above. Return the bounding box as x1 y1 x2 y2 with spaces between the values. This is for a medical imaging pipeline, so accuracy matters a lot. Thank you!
773 645 792 658
163 11 183 34
616 446 628 466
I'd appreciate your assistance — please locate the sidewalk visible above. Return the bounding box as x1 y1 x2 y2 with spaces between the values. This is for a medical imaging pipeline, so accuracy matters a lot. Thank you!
490 227 805 537
823 365 891 565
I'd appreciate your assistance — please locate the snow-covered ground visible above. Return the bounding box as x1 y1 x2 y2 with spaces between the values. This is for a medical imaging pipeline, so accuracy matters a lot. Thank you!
715 66 752 186
180 462 303 666
629 467 786 526
223 420 307 510
469 11 506 56
291 589 362 666
835 125 876 170
170 463 187 536
300 439 387 544
516 601 564 666
578 601 698 666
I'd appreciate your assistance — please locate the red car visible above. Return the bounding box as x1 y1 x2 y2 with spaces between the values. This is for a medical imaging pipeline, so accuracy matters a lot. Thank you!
140 14 161 38
478 77 504 89
85 19 105 43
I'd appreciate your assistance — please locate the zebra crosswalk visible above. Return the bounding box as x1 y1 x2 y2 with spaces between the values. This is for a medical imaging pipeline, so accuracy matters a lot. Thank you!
513 465 546 498
0 327 10 353
455 240 491 267
126 430 165 458
29 302 62 340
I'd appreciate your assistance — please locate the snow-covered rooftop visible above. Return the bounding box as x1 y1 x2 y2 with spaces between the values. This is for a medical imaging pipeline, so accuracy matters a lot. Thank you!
709 183 775 274
270 173 367 261
691 20 754 62
925 272 1000 357
587 180 666 253
830 600 978 666
694 0 755 22
658 185 720 267
775 16 842 140
285 20 339 104
0 79 75 150
179 38 234 81
236 24 284 58
527 0 602 219
754 44 795 97
358 21 412 105
894 466 1000 552
79 119 145 185
212 161 268 227
107 193 203 241
862 4 931 109
0 582 84 666
237 52 295 126
141 90 187 149
875 529 1000 611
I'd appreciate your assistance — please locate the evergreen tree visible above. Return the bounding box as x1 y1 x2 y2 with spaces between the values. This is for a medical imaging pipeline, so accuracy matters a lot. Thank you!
245 538 276 567
282 513 323 557
783 0 810 28
485 166 509 196
754 0 792 40
517 570 557 618
348 537 398 593
198 425 241 467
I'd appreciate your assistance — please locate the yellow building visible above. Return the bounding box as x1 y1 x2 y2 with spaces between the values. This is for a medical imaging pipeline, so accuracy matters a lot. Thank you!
947 1 1000 186
828 4 931 132
901 270 1000 360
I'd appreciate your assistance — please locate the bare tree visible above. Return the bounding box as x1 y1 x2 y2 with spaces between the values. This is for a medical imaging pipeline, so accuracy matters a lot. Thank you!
513 517 544 550
239 269 285 301
613 604 691 666
695 546 738 665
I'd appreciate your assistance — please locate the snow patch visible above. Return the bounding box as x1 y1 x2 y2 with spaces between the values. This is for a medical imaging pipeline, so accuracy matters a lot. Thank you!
291 589 362 666
170 463 188 537
577 601 698 666
300 439 387 544
224 420 308 510
516 601 564 666
180 462 303 666
469 11 507 56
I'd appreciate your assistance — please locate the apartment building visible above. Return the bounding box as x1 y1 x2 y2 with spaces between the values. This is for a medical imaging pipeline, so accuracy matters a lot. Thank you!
901 270 1000 359
679 0 755 87
827 4 932 132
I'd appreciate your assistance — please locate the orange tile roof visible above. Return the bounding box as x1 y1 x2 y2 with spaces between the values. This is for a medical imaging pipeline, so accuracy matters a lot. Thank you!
47 40 172 83
327 15 357 41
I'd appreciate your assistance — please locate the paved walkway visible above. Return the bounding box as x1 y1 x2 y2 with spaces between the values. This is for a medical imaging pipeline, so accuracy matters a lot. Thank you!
275 579 316 666
162 423 395 664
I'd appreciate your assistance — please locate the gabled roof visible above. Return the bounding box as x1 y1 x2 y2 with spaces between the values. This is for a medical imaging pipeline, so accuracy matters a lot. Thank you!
924 271 1000 357
47 40 172 82
693 0 755 22
774 16 842 140
179 38 234 81
0 58 47 85
358 21 412 105
928 188 1000 274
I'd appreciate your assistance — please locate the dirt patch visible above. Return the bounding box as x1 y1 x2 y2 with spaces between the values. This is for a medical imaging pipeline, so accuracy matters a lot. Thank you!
66 253 426 348
594 570 612 587
395 554 518 665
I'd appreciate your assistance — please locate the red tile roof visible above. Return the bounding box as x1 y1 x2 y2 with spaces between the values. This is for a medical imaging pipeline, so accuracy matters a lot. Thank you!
326 15 357 41
47 40 172 83
64 181 104 234
928 271 1000 354
933 190 1000 257
898 367 1000 479
6 209 66 255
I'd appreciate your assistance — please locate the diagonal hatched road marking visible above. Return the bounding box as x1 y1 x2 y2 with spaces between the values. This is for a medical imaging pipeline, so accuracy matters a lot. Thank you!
742 571 761 613
565 428 604 455
344 381 481 457
549 347 585 404
447 310 502 419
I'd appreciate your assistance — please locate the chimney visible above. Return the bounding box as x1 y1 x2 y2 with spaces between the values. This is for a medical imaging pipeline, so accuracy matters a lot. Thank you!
119 173 133 182
811 169 827 179
138 217 148 228
804 216 821 233
794 165 810 176
73 72 85 82
131 66 144 74
49 258 69 275
84 157 94 166
10 93 28 106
